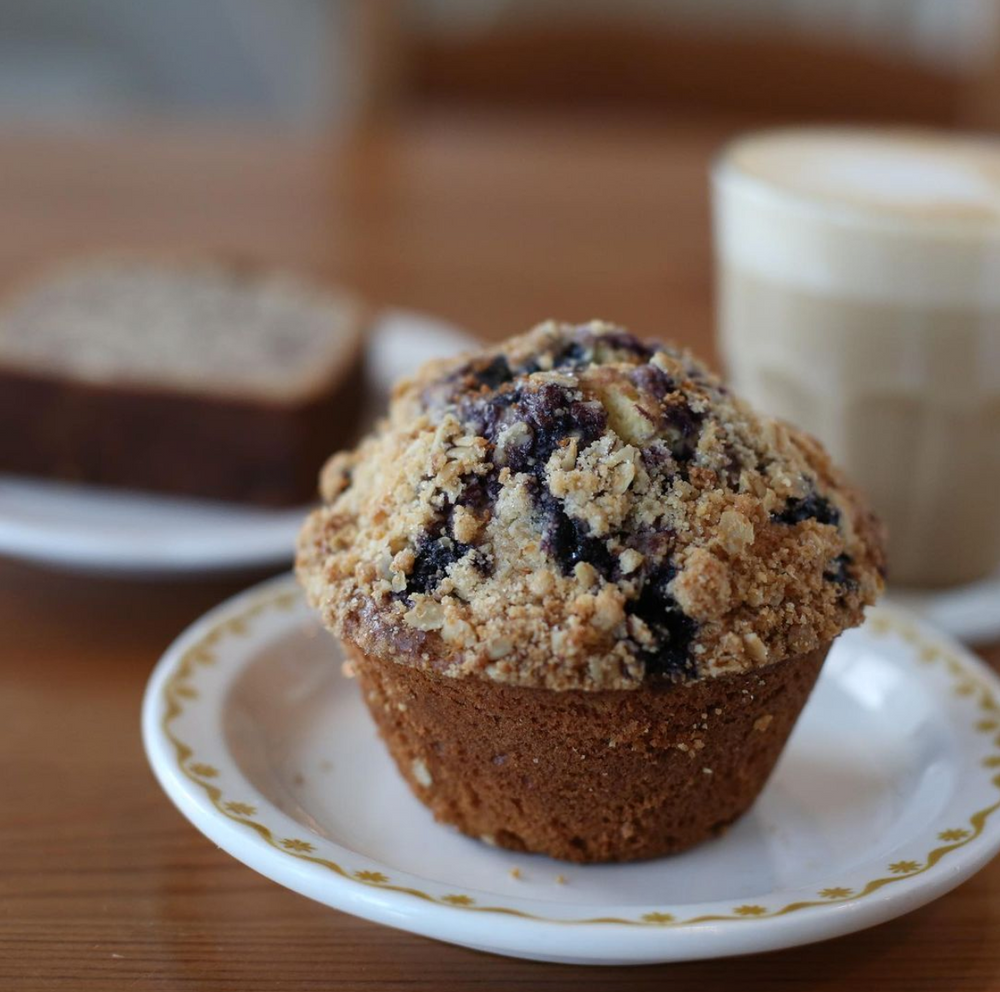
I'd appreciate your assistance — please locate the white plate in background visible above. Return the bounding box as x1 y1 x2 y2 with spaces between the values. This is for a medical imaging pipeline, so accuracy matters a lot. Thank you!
143 574 1000 965
887 572 1000 647
0 310 476 577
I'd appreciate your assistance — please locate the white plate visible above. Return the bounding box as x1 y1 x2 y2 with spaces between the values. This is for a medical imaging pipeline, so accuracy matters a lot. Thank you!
0 310 476 577
887 570 1000 647
143 575 1000 966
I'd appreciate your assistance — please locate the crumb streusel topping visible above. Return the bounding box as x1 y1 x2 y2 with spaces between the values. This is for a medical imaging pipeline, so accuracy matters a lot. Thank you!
297 321 885 691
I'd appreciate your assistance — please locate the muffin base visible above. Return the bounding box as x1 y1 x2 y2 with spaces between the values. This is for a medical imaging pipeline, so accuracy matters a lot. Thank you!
349 644 829 863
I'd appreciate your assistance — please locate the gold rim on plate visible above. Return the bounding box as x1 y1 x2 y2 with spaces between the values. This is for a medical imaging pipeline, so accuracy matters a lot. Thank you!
160 587 1000 927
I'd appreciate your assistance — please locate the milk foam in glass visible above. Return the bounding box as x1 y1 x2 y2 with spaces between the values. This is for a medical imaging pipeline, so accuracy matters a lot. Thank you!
713 128 1000 587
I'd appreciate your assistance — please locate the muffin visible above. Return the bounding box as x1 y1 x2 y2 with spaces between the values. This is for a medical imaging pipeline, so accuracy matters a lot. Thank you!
297 321 885 863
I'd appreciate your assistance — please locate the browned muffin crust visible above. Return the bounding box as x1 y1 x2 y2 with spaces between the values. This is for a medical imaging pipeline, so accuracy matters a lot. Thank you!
298 321 885 690
351 641 828 862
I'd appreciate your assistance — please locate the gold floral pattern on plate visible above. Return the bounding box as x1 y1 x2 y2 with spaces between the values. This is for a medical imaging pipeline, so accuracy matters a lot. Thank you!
160 590 1000 927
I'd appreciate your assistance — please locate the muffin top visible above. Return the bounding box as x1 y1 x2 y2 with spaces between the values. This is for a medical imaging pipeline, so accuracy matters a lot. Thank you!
297 322 885 691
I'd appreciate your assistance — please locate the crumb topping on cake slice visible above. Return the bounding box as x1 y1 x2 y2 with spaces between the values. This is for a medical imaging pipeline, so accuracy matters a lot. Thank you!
297 321 885 690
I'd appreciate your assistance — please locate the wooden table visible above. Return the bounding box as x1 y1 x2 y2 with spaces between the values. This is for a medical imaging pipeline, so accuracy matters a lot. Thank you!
2 115 998 991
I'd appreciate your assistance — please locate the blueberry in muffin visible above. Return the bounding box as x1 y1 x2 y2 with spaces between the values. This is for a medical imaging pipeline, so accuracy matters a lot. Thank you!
297 321 885 862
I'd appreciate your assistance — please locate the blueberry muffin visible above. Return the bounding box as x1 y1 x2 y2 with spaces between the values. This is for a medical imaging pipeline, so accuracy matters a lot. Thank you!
297 322 885 862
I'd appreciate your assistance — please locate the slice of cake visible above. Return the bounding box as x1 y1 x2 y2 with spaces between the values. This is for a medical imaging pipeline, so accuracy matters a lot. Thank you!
0 257 366 505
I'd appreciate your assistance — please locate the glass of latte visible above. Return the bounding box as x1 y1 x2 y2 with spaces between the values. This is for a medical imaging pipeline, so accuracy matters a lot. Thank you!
713 128 1000 588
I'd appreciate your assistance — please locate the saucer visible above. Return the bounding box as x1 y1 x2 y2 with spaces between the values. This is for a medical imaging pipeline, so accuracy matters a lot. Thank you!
0 310 475 577
143 574 1000 965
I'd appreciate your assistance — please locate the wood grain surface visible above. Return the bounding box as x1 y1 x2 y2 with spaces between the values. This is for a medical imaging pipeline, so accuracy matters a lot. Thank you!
1 115 998 991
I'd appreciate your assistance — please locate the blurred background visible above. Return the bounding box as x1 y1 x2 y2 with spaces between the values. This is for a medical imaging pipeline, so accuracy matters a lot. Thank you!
4 0 1000 345
1 0 998 131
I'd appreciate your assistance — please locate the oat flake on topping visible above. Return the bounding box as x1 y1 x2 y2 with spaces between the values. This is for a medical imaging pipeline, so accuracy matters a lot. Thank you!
297 320 885 691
